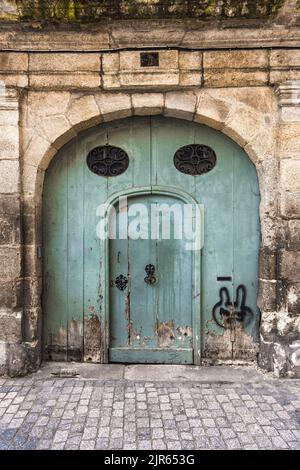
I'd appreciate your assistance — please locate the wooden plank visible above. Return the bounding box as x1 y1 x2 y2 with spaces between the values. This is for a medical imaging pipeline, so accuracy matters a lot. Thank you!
109 206 130 349
83 129 108 362
232 148 260 340
193 123 235 342
155 196 193 351
109 348 193 364
43 144 69 361
66 141 84 361
128 196 158 350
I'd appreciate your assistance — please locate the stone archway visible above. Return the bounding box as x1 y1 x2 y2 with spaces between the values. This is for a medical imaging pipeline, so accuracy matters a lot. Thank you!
20 88 279 374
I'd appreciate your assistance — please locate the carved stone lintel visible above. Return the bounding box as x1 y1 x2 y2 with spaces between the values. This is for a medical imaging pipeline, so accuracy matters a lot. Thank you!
275 80 300 107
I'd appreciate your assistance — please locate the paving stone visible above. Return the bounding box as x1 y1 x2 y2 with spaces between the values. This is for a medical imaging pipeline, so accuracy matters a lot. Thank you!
195 436 210 449
95 438 109 449
0 374 299 450
109 438 123 449
271 436 290 449
226 438 242 449
138 440 152 449
152 428 164 438
152 439 166 449
80 440 95 450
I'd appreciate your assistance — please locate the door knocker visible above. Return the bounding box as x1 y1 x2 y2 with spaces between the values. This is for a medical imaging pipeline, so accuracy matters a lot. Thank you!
144 264 156 285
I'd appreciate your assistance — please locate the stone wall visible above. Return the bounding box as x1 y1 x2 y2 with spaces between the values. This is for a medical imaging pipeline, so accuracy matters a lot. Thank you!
0 14 299 376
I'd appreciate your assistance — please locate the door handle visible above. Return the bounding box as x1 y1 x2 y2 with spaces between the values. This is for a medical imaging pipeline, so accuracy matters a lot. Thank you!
144 264 156 285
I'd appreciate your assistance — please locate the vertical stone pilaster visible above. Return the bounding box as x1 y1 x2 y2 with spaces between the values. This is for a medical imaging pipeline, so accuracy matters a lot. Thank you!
259 80 300 377
0 84 30 376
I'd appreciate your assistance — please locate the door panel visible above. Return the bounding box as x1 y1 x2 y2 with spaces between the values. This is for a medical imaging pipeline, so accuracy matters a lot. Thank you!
109 195 193 364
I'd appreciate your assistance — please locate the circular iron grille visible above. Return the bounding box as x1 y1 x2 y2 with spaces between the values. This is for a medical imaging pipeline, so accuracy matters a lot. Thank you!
86 145 129 177
173 144 216 176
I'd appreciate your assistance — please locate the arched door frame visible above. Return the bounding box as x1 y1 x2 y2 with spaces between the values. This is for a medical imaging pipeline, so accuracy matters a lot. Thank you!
20 89 275 373
102 185 203 364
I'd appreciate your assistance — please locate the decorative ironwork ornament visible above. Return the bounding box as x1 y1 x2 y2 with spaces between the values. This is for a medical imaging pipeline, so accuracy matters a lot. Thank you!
174 144 216 176
115 274 128 291
87 145 129 177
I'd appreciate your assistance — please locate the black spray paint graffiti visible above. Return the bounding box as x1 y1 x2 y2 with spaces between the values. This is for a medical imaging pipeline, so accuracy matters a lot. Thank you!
212 285 254 329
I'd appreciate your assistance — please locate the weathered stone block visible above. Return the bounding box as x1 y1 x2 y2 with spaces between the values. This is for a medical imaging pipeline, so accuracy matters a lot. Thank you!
280 107 300 123
29 53 100 72
23 278 41 309
22 164 45 199
0 309 22 342
224 106 263 147
95 93 132 122
277 123 300 157
22 213 35 245
132 93 164 115
287 220 300 250
66 94 101 130
281 160 300 191
256 159 278 220
0 194 20 215
279 250 300 282
23 135 56 170
0 73 28 88
24 307 42 343
23 245 42 278
22 197 42 246
0 279 22 309
0 160 19 193
6 341 41 377
0 215 20 244
204 70 268 87
26 91 71 122
259 248 277 280
270 70 300 85
40 114 76 149
0 110 18 126
0 125 19 159
204 50 268 69
0 246 21 279
286 283 300 315
179 51 202 70
258 280 277 312
102 53 119 72
245 129 276 163
195 91 230 129
29 73 101 89
270 50 300 68
119 71 179 89
0 52 28 71
164 92 197 120
280 191 300 219
179 71 202 87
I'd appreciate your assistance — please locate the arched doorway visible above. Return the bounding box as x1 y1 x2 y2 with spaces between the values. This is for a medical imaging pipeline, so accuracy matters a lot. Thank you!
42 116 260 364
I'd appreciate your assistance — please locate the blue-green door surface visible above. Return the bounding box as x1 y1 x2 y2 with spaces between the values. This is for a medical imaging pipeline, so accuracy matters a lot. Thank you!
43 116 260 364
109 195 194 364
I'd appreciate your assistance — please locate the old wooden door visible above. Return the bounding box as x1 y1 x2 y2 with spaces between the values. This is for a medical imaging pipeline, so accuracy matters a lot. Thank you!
109 194 194 364
43 116 260 364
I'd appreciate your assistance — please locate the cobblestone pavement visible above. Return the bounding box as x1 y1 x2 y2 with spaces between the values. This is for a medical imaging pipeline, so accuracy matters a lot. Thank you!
0 370 300 450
